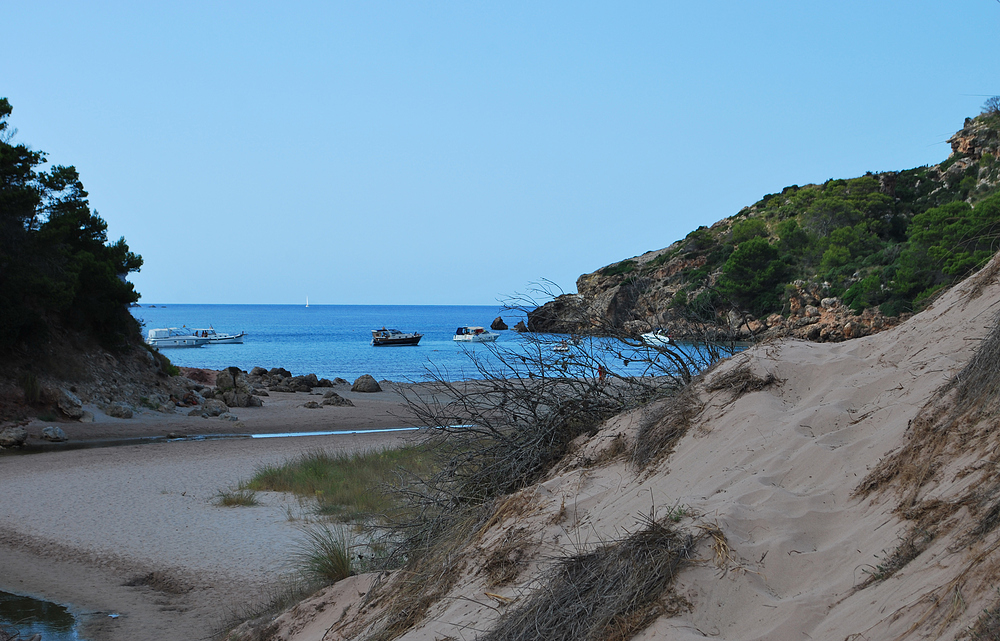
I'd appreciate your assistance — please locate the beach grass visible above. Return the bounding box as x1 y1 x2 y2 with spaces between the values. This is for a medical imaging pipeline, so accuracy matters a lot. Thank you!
214 487 260 507
291 523 354 583
245 445 437 520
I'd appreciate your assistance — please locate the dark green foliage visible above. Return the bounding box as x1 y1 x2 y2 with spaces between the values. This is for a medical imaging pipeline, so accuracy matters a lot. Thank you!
0 98 142 351
892 192 1000 303
730 218 768 244
600 259 636 277
637 112 1000 321
716 237 786 317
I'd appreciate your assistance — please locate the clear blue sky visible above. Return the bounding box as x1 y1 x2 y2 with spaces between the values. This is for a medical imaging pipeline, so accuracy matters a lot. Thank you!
5 1 999 305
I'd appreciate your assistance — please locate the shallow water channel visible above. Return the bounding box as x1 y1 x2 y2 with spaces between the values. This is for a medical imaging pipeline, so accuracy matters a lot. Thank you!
0 591 82 640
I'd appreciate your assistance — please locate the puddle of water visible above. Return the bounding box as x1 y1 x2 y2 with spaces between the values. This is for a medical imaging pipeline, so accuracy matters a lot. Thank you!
250 426 420 438
4 427 425 455
0 591 82 640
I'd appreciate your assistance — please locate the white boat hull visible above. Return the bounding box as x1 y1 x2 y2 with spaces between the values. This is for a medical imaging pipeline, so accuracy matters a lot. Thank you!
146 336 210 348
454 333 499 343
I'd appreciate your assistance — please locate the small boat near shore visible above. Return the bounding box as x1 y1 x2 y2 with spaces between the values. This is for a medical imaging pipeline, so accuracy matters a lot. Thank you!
454 326 499 343
641 328 673 346
371 327 423 346
191 327 246 344
145 328 210 348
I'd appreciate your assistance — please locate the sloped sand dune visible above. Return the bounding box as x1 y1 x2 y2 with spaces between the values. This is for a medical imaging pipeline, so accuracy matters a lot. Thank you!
4 257 1000 641
257 258 1000 641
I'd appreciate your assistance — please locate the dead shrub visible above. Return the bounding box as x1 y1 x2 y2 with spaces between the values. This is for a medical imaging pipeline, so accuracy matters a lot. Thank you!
480 526 532 587
632 384 704 469
704 361 781 399
479 516 697 641
856 528 935 590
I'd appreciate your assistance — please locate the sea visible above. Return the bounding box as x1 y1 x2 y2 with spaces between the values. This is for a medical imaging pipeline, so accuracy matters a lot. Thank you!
130 303 738 383
130 304 525 382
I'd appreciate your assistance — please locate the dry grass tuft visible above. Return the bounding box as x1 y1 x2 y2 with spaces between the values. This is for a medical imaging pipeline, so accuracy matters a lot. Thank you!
479 516 697 641
632 385 704 469
480 526 532 588
856 528 935 589
969 590 1000 640
965 253 1000 301
352 506 488 641
704 361 782 399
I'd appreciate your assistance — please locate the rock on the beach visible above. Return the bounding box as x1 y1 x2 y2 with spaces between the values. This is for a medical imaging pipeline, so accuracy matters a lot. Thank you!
322 391 355 407
302 400 321 409
351 374 382 393
107 402 133 419
57 388 84 419
202 399 230 417
215 367 264 407
41 426 68 442
0 427 28 448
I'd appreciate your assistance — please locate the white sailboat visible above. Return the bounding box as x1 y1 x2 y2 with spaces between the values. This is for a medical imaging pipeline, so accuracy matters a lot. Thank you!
306 296 309 308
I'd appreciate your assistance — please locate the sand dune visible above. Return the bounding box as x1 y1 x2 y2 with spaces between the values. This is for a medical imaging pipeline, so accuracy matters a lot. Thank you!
251 258 1000 640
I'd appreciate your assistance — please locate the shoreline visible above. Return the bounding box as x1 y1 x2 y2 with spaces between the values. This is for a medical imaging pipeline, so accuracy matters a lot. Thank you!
0 386 422 641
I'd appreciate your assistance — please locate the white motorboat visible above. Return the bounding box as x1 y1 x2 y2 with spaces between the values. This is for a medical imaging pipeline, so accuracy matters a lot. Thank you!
641 328 673 346
191 327 246 344
145 328 210 348
454 326 500 343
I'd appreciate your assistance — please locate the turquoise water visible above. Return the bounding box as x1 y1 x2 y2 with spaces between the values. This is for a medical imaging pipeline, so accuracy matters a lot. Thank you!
0 591 81 640
130 304 520 382
130 304 738 383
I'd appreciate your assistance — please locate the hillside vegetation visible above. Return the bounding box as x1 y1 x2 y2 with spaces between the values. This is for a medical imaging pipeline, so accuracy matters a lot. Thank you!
0 97 143 353
529 101 1000 338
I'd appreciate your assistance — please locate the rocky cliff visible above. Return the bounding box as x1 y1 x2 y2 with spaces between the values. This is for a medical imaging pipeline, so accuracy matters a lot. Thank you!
528 111 1000 343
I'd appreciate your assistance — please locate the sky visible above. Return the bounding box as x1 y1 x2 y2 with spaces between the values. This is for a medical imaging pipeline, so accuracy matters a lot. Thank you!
4 1 999 305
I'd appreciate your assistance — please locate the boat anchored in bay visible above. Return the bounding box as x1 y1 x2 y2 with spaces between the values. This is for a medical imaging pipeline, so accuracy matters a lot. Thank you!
371 327 423 346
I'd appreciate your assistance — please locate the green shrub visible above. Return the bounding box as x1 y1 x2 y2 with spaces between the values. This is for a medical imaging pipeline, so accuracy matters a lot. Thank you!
600 260 637 277
214 488 259 507
291 524 353 584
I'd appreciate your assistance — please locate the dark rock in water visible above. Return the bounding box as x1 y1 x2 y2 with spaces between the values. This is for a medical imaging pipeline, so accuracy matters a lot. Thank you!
351 374 381 393
512 320 528 332
0 426 28 448
41 426 68 442
322 391 354 407
491 316 508 331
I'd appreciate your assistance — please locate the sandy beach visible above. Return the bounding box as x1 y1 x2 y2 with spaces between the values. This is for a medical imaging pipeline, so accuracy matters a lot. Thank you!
0 386 420 641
